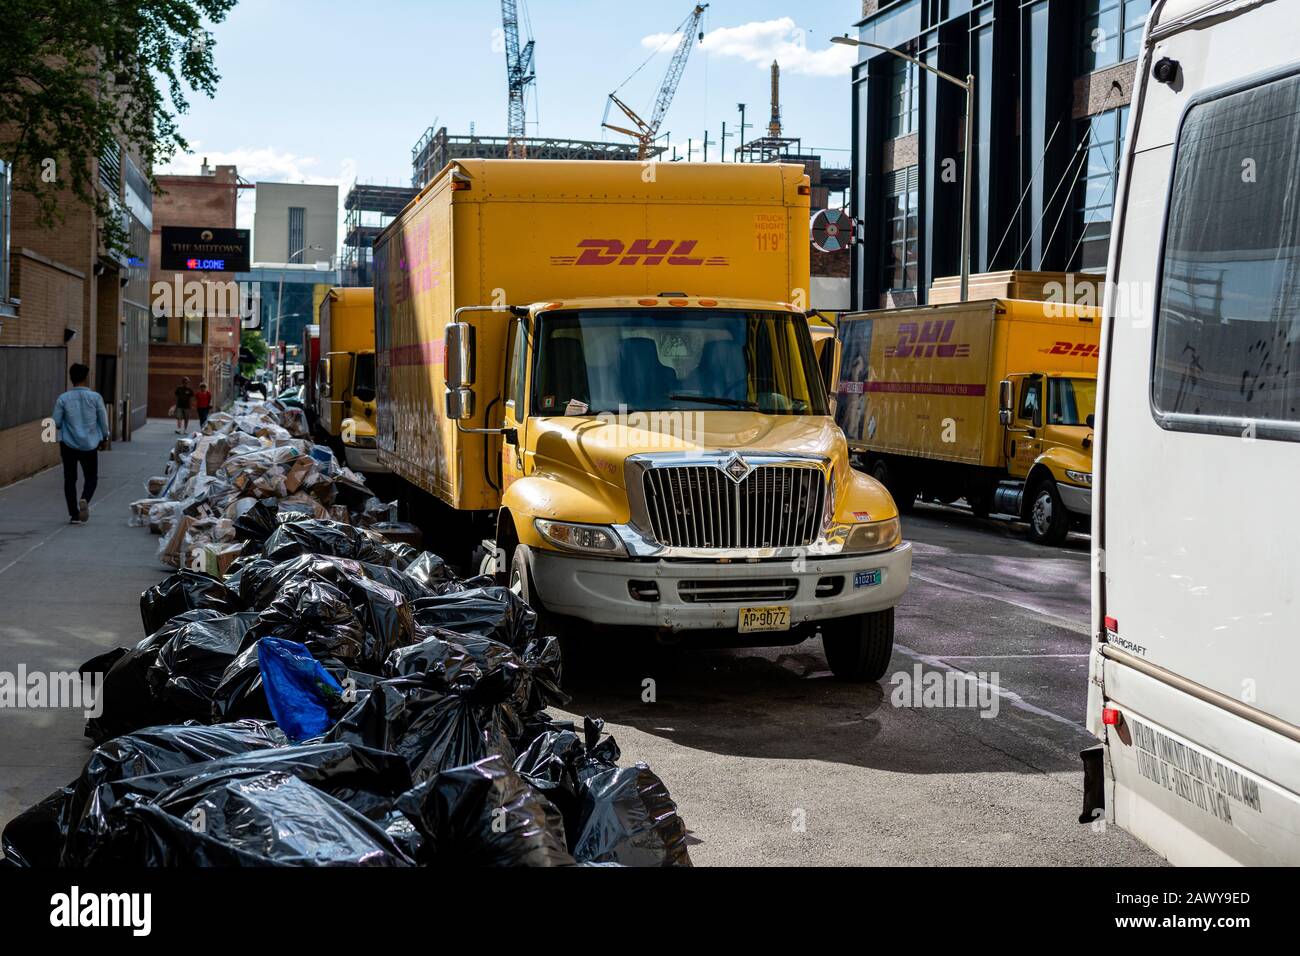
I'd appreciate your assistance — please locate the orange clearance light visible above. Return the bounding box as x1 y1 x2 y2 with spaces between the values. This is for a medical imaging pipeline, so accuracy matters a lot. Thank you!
668 299 689 307
637 298 658 306
797 184 811 196
449 180 471 191
1102 707 1121 726
698 298 718 307
538 302 563 312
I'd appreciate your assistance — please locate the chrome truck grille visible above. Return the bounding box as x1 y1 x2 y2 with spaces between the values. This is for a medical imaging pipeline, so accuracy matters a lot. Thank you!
642 465 827 549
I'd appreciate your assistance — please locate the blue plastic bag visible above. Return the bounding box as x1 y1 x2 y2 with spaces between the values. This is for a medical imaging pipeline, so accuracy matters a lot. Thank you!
257 638 345 742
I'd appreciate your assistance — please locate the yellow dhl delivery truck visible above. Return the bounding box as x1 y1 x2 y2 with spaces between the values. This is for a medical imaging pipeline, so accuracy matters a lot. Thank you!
372 159 912 681
835 298 1099 544
314 287 389 475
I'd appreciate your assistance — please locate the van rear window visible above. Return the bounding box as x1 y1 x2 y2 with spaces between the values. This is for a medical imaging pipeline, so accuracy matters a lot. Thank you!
1152 69 1300 440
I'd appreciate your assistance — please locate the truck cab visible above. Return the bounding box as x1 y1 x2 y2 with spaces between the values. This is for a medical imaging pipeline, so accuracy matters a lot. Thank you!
997 371 1096 542
315 288 388 475
444 294 912 681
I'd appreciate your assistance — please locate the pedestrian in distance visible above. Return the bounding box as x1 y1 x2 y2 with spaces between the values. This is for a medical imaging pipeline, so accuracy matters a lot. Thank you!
195 380 213 428
52 363 109 525
173 376 194 433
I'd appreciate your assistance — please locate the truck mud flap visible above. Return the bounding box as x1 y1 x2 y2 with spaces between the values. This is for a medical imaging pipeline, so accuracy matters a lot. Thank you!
1078 743 1105 824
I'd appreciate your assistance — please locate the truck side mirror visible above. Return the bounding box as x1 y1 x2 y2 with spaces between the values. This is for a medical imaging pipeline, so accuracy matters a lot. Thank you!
445 386 475 421
445 322 476 388
444 322 477 421
998 380 1013 426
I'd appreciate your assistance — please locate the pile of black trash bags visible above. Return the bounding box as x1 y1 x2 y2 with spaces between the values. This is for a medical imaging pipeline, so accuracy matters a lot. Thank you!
1 503 690 867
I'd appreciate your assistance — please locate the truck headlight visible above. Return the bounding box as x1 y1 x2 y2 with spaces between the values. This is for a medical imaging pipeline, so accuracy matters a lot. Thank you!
1065 470 1092 486
842 517 901 554
535 519 628 557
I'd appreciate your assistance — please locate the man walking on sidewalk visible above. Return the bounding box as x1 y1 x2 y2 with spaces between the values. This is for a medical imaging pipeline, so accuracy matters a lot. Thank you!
52 363 109 524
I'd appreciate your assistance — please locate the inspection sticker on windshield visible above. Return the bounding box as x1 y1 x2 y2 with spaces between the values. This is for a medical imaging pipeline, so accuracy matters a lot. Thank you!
738 605 791 633
855 569 882 589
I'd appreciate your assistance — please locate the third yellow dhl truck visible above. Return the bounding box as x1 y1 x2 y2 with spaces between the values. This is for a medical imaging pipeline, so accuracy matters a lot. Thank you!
835 298 1100 544
314 287 388 476
372 159 912 680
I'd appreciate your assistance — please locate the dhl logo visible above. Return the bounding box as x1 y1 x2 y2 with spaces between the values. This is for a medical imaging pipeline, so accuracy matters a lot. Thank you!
885 320 972 359
1041 341 1100 358
550 239 729 267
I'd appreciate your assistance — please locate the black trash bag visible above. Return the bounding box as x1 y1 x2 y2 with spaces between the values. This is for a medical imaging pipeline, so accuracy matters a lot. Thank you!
231 499 279 545
0 786 75 867
327 679 520 785
101 772 415 867
383 630 487 694
403 548 460 595
343 575 420 668
63 741 414 866
262 520 410 569
3 720 287 866
210 643 274 722
84 610 231 744
148 612 259 721
513 726 587 843
573 761 692 867
358 560 443 602
410 586 538 651
252 577 366 662
395 755 572 866
139 570 245 636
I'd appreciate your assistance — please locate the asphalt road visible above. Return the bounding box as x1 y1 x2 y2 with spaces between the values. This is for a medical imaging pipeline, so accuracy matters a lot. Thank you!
554 502 1164 866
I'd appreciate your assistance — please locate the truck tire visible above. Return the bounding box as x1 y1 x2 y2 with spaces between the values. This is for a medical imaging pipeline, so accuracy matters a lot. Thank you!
871 459 916 514
1027 477 1070 545
821 608 895 682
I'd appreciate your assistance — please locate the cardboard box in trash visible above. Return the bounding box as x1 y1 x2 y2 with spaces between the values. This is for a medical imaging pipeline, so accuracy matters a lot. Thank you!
199 542 243 577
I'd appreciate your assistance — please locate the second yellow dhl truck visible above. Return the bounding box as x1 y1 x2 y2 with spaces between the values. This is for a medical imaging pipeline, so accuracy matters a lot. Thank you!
371 159 911 680
313 287 388 476
835 299 1100 544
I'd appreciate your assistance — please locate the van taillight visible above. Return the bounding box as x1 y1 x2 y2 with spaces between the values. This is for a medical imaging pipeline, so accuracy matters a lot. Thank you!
1102 707 1121 726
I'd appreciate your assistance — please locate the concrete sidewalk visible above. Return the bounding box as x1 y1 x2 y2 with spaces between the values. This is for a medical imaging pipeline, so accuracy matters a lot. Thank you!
0 419 179 833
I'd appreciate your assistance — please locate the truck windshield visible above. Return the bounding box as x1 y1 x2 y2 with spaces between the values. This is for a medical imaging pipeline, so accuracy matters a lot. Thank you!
532 309 827 416
1049 377 1096 426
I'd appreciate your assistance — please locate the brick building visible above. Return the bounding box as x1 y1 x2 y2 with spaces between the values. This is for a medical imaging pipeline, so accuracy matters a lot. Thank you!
0 142 151 488
147 163 247 416
848 0 1151 309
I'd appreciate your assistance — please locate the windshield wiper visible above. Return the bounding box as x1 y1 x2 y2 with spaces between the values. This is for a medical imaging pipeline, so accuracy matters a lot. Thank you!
668 393 759 409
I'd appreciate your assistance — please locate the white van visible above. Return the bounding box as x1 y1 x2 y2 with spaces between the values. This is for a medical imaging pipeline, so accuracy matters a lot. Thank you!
1087 0 1300 865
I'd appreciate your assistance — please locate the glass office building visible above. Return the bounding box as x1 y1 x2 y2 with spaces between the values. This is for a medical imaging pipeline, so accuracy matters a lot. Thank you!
849 0 1152 309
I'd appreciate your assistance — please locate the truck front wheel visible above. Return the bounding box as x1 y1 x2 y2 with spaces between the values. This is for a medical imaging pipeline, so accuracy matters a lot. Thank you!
1027 477 1070 545
821 608 895 682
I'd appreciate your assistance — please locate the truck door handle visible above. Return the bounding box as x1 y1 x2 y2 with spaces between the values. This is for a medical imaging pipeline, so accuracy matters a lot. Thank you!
502 427 518 446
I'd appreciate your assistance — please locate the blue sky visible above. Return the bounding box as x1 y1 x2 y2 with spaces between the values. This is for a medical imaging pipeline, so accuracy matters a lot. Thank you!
161 0 863 230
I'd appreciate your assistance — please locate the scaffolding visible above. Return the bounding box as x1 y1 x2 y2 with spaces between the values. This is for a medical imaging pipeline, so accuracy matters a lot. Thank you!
411 126 656 189
341 182 419 287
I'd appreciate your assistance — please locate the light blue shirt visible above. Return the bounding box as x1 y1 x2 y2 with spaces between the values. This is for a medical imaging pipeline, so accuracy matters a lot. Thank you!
53 386 109 451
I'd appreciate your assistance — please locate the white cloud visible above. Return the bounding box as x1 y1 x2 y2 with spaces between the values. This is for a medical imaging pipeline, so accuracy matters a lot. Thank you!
641 18 856 78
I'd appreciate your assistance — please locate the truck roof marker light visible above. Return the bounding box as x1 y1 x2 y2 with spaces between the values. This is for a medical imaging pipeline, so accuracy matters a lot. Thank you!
637 298 659 306
797 184 811 196
698 298 717 306
538 302 563 312
668 299 689 307
1104 615 1119 634
1102 707 1121 726
449 179 471 191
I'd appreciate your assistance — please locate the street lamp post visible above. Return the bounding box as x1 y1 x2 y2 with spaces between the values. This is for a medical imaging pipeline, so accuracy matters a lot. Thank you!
832 35 975 303
273 244 324 387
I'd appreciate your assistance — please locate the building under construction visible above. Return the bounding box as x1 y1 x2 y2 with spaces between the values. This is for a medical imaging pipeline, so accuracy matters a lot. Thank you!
341 182 418 287
410 126 651 190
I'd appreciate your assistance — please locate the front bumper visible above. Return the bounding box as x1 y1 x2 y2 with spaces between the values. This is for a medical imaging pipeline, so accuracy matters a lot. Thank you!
344 443 391 474
1057 482 1092 516
530 542 912 631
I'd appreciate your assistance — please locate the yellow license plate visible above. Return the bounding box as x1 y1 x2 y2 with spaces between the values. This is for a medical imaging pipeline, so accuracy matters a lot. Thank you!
737 605 791 633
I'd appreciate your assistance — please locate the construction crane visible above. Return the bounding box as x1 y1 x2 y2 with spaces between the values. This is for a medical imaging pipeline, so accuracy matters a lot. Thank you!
603 4 708 160
500 0 536 158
